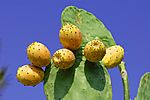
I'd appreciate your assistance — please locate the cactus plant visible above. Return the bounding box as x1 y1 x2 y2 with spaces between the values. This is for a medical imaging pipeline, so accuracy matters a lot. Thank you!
135 72 150 100
14 5 134 100
16 5 150 100
44 6 116 100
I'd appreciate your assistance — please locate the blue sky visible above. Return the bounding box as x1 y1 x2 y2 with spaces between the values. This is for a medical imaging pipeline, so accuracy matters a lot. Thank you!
0 0 150 100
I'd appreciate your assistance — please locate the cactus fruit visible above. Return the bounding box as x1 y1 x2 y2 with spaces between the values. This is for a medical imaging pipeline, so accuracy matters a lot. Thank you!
102 45 124 68
84 39 106 62
52 48 75 69
27 42 51 68
59 23 82 50
16 64 44 86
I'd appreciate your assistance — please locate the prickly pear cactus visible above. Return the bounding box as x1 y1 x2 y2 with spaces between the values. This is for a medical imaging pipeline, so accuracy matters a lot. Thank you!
44 6 116 100
135 72 150 100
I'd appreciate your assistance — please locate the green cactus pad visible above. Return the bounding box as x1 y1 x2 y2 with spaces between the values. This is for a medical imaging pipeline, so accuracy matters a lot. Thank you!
135 72 150 100
61 6 116 47
44 6 116 100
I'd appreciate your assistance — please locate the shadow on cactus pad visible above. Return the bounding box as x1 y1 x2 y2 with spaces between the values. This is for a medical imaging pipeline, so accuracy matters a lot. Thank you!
84 61 106 91
54 57 81 100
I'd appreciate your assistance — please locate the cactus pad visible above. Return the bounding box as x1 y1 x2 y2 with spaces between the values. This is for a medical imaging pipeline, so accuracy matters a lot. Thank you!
135 72 150 100
44 6 116 100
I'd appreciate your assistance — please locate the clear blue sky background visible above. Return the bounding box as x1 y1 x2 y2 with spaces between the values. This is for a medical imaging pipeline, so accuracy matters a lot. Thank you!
0 0 150 100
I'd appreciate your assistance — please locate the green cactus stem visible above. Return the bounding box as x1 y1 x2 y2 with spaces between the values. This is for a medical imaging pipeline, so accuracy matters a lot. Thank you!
118 61 130 100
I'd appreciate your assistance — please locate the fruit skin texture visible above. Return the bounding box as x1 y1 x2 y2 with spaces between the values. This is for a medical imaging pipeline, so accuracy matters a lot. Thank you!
52 48 75 69
102 45 124 68
59 23 82 50
27 42 51 68
16 64 44 86
84 39 106 62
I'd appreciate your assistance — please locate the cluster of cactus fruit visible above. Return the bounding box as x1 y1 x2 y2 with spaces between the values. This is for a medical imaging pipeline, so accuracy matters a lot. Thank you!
16 42 50 86
16 22 124 86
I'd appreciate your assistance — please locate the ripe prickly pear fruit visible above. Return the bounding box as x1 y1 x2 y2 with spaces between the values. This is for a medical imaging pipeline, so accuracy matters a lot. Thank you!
59 23 82 50
52 48 75 69
16 64 44 86
84 39 106 62
27 42 51 68
102 45 124 68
